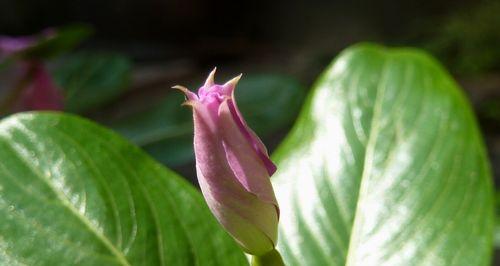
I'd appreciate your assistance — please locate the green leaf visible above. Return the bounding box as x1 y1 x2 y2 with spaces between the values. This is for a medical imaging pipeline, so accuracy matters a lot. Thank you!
54 52 132 113
0 112 247 265
272 44 494 265
110 73 304 167
110 93 193 167
235 73 305 136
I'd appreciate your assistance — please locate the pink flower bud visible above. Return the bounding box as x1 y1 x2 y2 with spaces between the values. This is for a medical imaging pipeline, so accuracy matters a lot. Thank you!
16 63 64 111
175 68 279 255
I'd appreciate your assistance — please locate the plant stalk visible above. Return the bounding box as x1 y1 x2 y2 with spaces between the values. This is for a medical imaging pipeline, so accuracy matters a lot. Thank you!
251 249 285 266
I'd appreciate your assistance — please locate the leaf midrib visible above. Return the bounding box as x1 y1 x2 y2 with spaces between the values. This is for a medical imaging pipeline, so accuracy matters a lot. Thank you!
344 54 390 266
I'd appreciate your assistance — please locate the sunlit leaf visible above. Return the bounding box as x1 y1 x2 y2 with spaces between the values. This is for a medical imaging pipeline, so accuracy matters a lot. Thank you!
0 112 247 265
272 43 494 265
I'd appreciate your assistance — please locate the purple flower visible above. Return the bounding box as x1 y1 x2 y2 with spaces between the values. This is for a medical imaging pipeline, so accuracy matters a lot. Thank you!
175 68 279 255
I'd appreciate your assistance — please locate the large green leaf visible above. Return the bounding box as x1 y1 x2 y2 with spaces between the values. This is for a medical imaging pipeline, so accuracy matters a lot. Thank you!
0 112 247 265
272 44 494 265
110 73 304 167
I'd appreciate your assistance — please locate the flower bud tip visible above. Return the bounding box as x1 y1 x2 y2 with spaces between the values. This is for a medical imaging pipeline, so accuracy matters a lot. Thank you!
224 74 243 88
204 67 217 87
172 85 198 101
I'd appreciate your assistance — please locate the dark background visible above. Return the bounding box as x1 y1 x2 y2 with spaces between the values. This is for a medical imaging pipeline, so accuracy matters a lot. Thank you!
0 0 489 67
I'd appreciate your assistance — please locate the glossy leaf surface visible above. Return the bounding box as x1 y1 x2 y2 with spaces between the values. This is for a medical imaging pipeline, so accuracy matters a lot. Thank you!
0 112 247 265
272 44 494 265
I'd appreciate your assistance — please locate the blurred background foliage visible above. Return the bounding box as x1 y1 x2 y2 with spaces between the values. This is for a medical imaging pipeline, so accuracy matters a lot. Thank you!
0 0 499 261
418 0 500 75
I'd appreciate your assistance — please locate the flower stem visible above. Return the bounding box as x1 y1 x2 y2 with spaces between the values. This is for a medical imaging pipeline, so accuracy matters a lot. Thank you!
251 249 285 266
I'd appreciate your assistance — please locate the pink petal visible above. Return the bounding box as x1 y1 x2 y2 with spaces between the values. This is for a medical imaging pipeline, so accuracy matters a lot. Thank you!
218 99 278 208
227 97 277 175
